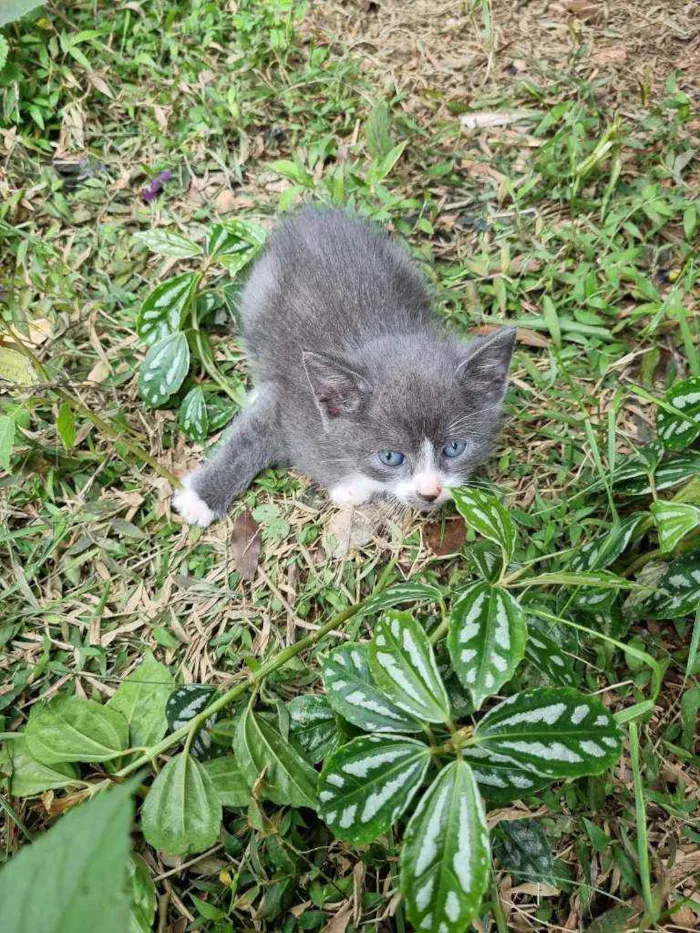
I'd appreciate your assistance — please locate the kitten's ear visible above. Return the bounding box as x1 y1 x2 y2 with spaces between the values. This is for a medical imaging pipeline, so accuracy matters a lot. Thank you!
303 351 372 420
457 327 516 405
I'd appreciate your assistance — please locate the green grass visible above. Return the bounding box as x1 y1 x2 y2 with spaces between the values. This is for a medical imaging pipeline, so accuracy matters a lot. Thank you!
1 1 699 930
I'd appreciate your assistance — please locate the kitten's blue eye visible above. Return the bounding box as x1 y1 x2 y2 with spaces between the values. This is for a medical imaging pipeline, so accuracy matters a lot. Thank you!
378 450 405 467
442 440 467 459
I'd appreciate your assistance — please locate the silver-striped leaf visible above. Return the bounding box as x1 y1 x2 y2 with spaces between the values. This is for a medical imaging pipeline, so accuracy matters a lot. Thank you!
569 514 647 571
460 745 550 803
236 704 318 810
369 611 451 724
139 333 190 407
134 229 202 260
321 643 421 734
318 734 430 844
358 581 442 618
657 376 700 450
447 583 527 710
638 553 700 619
288 694 340 763
525 627 576 686
473 688 623 779
178 386 209 442
400 760 490 933
136 272 200 345
469 540 505 583
650 501 700 554
615 448 700 495
451 487 517 564
165 685 218 760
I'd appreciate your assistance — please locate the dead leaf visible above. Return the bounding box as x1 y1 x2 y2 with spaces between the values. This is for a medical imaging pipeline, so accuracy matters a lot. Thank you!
59 102 85 150
231 507 260 581
321 903 354 933
468 324 549 348
87 72 114 98
592 47 628 64
461 110 542 131
509 882 560 897
424 517 466 556
86 358 111 384
153 105 170 131
323 505 384 559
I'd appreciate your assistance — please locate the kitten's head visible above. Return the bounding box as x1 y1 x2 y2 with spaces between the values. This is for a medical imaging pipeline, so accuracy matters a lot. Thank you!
303 328 516 510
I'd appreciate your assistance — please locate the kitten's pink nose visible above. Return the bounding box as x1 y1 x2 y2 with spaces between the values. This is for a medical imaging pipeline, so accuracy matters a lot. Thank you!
415 474 443 502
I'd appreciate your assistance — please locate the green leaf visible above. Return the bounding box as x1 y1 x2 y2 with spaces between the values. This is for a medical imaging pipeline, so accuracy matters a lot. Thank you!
448 582 527 710
126 854 157 933
369 610 451 724
358 581 443 618
56 401 76 449
451 487 517 564
136 272 200 346
0 35 9 71
638 553 700 619
178 386 210 441
141 752 222 855
401 760 490 933
525 626 576 687
542 295 561 347
134 229 202 259
107 651 174 749
473 687 623 779
206 220 265 261
657 376 700 450
525 569 635 589
0 415 15 472
493 819 556 886
26 694 129 764
269 159 313 187
0 1 43 28
469 540 505 583
203 756 251 809
9 737 80 797
165 684 218 760
318 734 430 844
371 141 407 181
614 447 700 495
138 332 190 407
236 704 318 809
650 501 700 553
569 514 647 571
321 643 422 734
365 100 393 159
288 694 340 762
0 779 135 933
460 745 550 803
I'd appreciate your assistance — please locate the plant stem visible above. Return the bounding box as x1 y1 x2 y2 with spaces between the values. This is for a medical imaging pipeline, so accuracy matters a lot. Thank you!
114 600 365 779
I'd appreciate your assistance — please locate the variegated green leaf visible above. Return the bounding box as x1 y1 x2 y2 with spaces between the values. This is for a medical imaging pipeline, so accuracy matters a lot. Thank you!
460 745 550 803
178 386 209 441
137 272 200 345
400 760 490 933
524 628 576 686
447 583 527 710
569 514 647 571
615 448 700 495
657 376 700 450
288 694 339 762
139 333 190 407
318 734 430 844
369 611 451 724
473 688 623 779
358 582 443 618
451 487 516 564
134 229 202 260
165 685 218 760
469 540 505 583
650 501 700 553
526 569 633 589
638 553 700 619
493 819 556 886
236 704 318 810
322 643 422 734
213 219 266 273
569 585 619 615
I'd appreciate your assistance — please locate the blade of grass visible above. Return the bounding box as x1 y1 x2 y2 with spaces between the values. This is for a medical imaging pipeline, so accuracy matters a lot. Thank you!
629 722 656 922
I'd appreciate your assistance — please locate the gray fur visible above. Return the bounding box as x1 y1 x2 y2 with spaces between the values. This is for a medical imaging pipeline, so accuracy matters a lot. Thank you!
176 207 515 521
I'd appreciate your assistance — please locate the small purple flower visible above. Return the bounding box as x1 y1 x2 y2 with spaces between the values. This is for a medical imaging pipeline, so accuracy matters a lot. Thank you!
141 170 173 204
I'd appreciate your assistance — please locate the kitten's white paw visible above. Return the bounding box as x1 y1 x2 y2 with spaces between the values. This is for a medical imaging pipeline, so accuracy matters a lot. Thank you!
329 474 385 506
172 477 216 528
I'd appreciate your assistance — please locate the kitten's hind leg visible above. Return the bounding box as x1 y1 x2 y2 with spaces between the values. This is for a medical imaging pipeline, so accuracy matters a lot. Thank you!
173 386 283 527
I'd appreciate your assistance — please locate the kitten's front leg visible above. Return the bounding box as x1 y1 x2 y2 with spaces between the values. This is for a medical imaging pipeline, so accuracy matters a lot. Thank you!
173 386 283 527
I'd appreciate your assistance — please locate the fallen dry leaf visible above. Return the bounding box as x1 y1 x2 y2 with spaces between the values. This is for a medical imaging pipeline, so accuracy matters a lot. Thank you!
424 517 466 556
592 47 628 64
461 110 542 131
321 902 354 933
231 507 261 581
323 504 384 559
468 324 549 348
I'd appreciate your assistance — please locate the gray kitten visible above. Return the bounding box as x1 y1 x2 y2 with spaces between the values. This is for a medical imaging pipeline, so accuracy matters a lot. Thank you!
173 207 515 527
